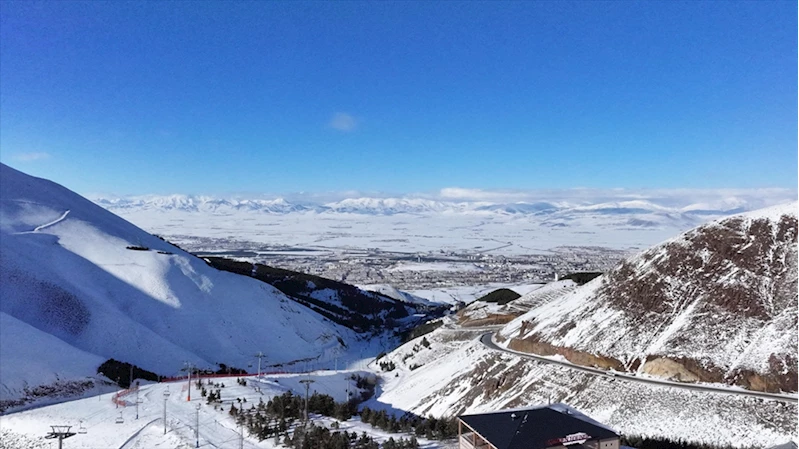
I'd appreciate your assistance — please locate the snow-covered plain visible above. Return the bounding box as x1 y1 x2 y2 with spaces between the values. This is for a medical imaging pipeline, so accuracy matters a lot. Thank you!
91 191 797 256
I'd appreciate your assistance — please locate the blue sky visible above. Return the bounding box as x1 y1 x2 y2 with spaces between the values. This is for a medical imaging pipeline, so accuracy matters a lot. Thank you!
0 1 796 196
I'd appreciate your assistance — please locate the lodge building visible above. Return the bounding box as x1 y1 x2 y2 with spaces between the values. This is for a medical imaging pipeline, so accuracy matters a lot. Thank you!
458 405 620 449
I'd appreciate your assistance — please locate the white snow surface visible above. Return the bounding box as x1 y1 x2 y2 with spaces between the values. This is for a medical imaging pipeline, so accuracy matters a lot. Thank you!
0 313 105 401
356 284 438 306
1 371 431 449
0 164 356 401
89 191 797 255
371 326 797 447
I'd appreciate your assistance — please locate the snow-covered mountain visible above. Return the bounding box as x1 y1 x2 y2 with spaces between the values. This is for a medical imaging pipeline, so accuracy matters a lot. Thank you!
370 322 797 447
93 194 768 219
497 203 798 393
94 195 313 214
323 198 463 215
0 164 359 403
368 204 798 446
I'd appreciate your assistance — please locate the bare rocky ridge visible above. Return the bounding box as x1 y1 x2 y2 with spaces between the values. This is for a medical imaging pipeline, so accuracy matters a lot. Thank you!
498 203 798 393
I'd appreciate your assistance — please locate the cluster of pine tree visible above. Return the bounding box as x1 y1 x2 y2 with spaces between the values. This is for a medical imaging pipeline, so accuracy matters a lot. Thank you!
621 435 736 449
359 407 458 440
196 379 224 405
204 388 222 404
228 396 286 441
286 424 419 449
271 390 357 422
378 360 396 372
226 390 360 442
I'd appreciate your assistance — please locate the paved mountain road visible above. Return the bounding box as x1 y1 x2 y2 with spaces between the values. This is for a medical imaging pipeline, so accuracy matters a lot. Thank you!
479 332 798 403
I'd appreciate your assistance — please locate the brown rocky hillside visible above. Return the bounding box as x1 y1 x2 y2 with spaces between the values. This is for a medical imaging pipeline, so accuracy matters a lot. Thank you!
497 203 798 392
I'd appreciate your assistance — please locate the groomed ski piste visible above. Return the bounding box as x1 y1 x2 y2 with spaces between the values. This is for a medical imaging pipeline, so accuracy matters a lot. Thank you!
0 370 451 449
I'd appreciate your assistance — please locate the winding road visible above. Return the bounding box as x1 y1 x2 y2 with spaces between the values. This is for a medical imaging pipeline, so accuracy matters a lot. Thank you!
479 332 798 403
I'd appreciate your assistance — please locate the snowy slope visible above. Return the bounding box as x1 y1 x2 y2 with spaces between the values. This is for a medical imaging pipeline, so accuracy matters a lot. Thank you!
364 204 798 446
0 164 356 402
0 371 385 449
0 313 106 401
456 281 572 326
356 284 439 307
370 327 797 447
497 203 798 392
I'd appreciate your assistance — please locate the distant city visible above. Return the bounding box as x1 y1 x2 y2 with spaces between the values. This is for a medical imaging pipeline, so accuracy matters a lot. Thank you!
174 235 628 289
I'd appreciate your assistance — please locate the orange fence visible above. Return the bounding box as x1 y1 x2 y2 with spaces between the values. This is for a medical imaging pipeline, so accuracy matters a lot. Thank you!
111 384 138 407
160 371 288 383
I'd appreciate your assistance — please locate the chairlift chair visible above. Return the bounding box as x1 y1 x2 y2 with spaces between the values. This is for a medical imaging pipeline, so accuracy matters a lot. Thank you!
78 420 87 434
115 413 124 424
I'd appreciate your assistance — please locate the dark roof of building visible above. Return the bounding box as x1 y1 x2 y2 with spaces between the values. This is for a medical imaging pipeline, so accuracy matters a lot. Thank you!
767 443 798 449
459 406 618 449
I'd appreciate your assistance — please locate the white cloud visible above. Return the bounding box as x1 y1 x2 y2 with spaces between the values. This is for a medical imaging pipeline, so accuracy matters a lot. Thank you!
328 112 357 132
438 188 530 202
11 152 51 162
433 187 797 208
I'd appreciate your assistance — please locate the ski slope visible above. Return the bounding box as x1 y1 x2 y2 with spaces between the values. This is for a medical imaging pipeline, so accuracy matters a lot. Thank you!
0 371 451 449
0 163 359 402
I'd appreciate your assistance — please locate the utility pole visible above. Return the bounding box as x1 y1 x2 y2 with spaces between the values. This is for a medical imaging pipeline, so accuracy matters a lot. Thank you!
299 378 315 424
195 403 201 448
135 382 140 420
254 352 266 379
45 425 76 449
163 388 171 435
185 362 192 401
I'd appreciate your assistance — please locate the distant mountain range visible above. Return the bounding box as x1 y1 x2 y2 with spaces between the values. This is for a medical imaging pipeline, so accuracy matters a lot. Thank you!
89 192 797 254
92 194 765 218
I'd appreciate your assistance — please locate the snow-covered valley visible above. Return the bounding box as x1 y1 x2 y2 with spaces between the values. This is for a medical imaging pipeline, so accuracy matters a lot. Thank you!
1 164 797 448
